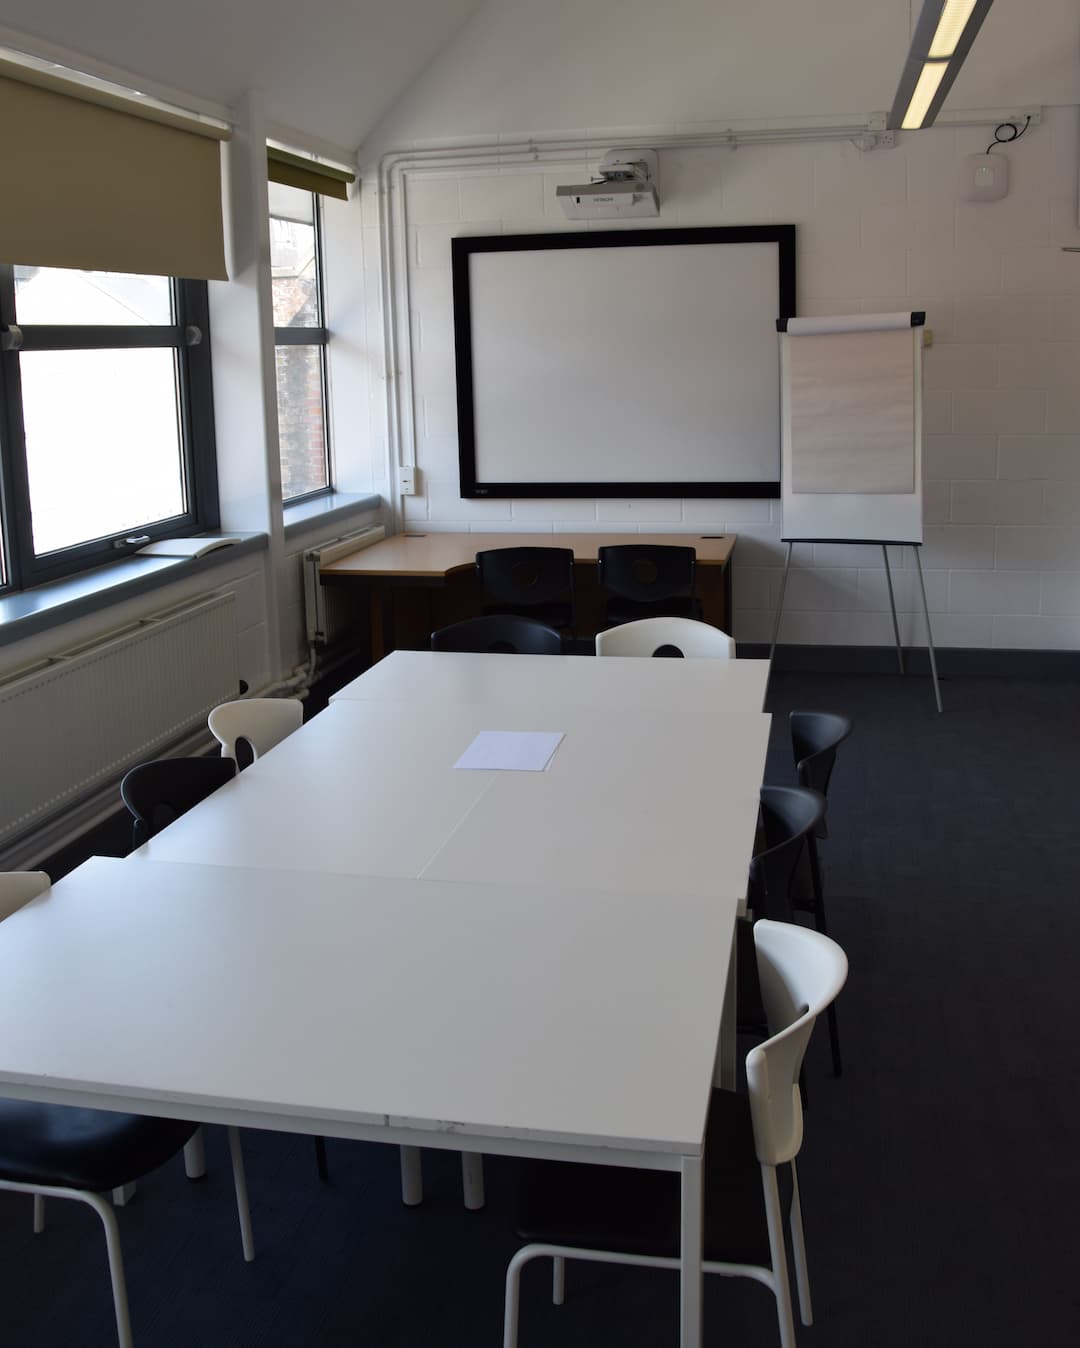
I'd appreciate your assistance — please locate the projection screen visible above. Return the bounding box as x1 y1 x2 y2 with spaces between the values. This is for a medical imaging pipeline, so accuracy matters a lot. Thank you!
452 225 796 498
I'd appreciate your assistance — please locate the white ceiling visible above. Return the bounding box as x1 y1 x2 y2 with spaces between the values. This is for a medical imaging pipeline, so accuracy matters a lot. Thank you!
1 0 1077 157
0 0 483 151
366 0 1080 151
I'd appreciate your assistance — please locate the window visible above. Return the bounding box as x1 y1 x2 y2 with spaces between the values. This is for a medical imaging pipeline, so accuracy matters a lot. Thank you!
0 265 218 590
269 184 330 502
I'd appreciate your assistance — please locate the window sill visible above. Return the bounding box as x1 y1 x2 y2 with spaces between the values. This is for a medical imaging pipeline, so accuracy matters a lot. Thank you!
283 491 382 540
0 533 267 651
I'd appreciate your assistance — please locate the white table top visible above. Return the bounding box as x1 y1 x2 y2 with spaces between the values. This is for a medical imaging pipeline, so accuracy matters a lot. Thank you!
0 857 730 1156
332 649 770 715
139 695 769 900
138 698 499 879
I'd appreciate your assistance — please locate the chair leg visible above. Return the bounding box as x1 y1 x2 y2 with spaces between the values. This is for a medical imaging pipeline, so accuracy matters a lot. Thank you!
807 840 828 936
83 1190 134 1348
761 1165 797 1348
226 1127 255 1262
788 1160 813 1327
112 1183 136 1206
314 1136 329 1184
461 1152 485 1210
552 1255 565 1305
503 1247 535 1348
400 1146 423 1206
33 1194 45 1233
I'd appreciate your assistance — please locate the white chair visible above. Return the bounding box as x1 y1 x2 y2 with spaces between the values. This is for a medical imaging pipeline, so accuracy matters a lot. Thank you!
595 615 736 658
208 696 304 765
503 920 848 1348
0 872 254 1348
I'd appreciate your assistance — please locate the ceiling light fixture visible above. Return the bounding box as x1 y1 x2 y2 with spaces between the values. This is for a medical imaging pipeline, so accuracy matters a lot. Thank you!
888 0 995 131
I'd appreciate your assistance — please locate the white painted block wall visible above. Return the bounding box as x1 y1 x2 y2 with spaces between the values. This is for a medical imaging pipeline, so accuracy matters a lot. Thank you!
386 108 1080 649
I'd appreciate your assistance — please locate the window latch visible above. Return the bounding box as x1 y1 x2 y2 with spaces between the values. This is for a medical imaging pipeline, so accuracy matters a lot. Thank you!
114 534 152 549
0 324 23 352
184 324 203 347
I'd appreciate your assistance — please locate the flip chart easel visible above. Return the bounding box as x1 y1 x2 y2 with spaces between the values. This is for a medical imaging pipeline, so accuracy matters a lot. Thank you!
768 312 941 712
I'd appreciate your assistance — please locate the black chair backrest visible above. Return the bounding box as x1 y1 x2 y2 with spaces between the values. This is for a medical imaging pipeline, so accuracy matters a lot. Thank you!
790 711 852 839
121 756 237 847
430 615 564 655
748 785 827 923
475 547 574 610
596 544 696 603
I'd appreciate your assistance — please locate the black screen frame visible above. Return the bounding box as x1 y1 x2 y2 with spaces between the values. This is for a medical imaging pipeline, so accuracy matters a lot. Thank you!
452 224 797 499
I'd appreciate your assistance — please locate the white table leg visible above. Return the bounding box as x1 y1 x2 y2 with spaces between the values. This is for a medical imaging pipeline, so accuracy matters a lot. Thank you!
461 1151 485 1210
112 1183 136 1206
184 1128 207 1179
680 1155 704 1348
399 1145 423 1205
716 935 737 1090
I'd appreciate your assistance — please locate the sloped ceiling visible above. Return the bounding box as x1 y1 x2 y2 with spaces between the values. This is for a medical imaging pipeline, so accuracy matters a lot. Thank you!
0 0 483 150
364 0 1080 152
2 1 1077 156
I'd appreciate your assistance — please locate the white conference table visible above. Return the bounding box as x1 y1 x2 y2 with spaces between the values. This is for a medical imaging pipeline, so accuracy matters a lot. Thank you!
0 650 772 1348
138 692 770 903
331 647 771 713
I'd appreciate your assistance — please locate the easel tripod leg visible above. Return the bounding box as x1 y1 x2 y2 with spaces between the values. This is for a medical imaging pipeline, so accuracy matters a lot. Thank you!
913 546 943 714
882 546 904 674
765 542 794 703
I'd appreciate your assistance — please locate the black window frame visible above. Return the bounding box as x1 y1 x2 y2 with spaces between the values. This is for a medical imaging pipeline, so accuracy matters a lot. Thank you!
271 190 332 505
0 266 219 591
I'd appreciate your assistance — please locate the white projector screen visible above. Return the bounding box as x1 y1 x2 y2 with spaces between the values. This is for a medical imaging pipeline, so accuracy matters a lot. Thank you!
452 227 796 498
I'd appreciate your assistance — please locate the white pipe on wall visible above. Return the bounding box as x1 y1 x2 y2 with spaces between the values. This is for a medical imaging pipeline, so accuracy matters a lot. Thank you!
369 105 1043 525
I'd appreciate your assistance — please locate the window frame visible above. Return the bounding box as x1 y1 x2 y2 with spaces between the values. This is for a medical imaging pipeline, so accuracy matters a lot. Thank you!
0 267 219 591
271 190 332 504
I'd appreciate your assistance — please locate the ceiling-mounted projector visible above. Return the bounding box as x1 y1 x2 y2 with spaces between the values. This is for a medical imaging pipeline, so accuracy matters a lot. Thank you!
557 149 659 220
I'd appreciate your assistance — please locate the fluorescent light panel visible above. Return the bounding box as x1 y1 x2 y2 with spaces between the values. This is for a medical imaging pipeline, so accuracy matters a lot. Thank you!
928 0 980 57
901 62 949 130
887 0 995 131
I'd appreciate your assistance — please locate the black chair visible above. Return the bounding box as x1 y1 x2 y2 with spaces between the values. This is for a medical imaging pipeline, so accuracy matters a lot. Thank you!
0 870 253 1348
736 786 827 1048
430 614 564 655
596 544 702 626
789 711 852 1076
475 547 575 630
120 755 237 848
121 756 330 1180
502 920 849 1348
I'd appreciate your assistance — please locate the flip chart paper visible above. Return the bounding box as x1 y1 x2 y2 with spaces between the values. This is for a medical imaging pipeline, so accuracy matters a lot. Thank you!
454 731 564 772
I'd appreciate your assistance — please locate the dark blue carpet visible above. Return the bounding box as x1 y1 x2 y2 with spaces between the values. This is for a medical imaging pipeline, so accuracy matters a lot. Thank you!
3 670 1078 1346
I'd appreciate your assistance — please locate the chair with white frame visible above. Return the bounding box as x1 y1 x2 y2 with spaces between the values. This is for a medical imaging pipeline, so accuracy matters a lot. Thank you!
595 615 736 659
0 871 254 1348
502 919 848 1348
208 696 304 768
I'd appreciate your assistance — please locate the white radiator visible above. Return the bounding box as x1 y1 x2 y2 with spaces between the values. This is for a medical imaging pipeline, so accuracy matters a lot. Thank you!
0 592 238 848
303 524 385 646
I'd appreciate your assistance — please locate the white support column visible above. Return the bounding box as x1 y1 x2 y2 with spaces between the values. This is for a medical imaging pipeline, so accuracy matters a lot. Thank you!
209 89 288 684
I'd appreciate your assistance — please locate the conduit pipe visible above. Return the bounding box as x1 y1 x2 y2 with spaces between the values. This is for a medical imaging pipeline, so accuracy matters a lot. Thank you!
370 107 1041 527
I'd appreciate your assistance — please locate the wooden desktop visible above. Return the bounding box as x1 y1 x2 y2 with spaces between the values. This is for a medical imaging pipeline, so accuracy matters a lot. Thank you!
319 531 737 659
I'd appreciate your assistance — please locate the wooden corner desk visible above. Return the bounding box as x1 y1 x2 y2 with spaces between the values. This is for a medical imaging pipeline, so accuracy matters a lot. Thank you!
319 531 737 660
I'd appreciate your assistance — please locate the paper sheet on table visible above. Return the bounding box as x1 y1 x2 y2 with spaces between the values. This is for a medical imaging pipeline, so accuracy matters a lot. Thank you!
454 731 564 772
